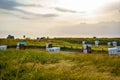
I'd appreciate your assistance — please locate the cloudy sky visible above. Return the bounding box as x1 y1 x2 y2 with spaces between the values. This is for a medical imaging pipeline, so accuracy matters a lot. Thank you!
0 0 120 38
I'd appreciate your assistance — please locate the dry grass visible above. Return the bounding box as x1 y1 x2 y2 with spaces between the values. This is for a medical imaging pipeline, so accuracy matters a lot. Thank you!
0 49 120 80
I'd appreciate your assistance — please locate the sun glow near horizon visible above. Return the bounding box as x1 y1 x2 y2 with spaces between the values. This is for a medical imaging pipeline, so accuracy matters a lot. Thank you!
55 0 115 13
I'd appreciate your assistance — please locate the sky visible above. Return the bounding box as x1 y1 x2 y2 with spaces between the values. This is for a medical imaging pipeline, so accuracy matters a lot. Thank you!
0 0 120 38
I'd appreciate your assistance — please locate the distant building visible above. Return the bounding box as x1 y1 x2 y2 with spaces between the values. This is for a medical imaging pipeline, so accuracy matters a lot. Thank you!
36 37 40 40
41 37 46 39
7 35 14 39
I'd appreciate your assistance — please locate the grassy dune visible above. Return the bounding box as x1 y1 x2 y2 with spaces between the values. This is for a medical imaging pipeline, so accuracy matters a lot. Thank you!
0 49 120 80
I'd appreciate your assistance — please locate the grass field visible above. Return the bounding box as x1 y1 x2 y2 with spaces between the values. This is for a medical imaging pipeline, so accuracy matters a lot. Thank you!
0 49 120 80
1 38 120 53
0 38 120 80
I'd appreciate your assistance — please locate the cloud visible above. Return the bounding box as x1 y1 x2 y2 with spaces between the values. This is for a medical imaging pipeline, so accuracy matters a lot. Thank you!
0 11 30 19
1 10 58 20
0 0 42 11
119 10 120 13
40 14 58 17
98 1 120 13
54 7 77 13
50 22 120 37
0 0 58 19
107 3 120 12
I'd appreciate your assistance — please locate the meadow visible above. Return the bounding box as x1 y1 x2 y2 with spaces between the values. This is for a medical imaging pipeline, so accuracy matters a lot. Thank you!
0 38 120 52
0 38 120 80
